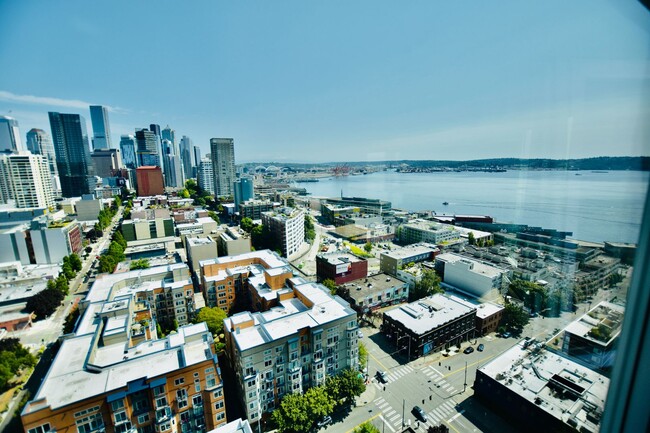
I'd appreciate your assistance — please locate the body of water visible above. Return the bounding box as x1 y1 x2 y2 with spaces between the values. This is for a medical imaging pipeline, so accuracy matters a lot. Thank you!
300 170 649 244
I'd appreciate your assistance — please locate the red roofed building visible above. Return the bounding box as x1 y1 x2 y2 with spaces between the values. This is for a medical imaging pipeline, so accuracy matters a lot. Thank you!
136 166 164 196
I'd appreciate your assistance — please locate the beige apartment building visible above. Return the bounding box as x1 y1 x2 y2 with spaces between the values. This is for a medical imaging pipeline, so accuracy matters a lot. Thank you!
22 264 227 433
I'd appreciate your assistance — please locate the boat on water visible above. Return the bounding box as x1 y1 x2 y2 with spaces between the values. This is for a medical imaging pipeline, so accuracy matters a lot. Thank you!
443 201 449 205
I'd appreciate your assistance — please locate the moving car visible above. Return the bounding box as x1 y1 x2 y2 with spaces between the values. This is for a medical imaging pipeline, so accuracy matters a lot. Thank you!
463 346 474 354
477 343 485 352
376 371 388 383
316 416 332 428
413 406 427 422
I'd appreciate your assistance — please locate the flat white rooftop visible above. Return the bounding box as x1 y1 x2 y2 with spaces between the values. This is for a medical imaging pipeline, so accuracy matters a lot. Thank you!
437 252 505 278
479 343 609 432
384 293 475 335
381 243 438 259
229 283 355 352
29 323 213 413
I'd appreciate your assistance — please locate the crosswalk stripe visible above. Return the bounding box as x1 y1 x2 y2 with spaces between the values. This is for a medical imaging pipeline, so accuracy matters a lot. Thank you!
379 414 396 433
393 417 402 427
385 409 396 417
373 383 381 390
374 397 385 403
389 414 400 422
378 402 389 409
443 401 455 411
448 386 456 393
442 383 451 390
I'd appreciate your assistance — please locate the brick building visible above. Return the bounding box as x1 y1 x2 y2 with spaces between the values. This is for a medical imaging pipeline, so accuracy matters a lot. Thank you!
316 252 368 285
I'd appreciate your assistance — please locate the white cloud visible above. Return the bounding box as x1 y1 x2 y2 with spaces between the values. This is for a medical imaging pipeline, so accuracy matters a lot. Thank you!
0 90 125 113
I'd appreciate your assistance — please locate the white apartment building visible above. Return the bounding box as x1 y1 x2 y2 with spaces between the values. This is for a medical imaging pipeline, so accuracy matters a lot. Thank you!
398 219 462 245
435 252 509 298
198 157 215 195
223 281 359 424
261 208 305 258
0 152 54 208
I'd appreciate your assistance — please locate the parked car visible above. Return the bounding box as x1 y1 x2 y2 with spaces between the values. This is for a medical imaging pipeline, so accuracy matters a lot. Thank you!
463 346 474 354
316 416 332 428
477 343 485 352
376 371 388 383
412 406 427 422
501 331 512 338
357 330 363 338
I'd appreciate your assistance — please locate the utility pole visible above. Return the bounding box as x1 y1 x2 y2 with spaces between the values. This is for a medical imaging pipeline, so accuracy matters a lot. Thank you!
402 398 406 427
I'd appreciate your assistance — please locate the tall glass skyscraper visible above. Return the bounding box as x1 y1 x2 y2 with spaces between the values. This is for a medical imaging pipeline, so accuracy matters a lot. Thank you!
119 134 138 169
193 145 201 178
210 138 236 197
0 115 24 153
179 136 194 180
48 112 95 197
26 128 58 177
89 105 112 150
135 128 159 167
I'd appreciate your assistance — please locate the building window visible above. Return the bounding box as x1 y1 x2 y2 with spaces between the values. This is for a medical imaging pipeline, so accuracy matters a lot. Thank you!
113 410 127 424
156 396 168 408
137 413 150 424
217 412 226 421
215 401 224 410
206 373 216 388
213 389 223 398
111 399 125 412
27 425 51 433
174 377 185 386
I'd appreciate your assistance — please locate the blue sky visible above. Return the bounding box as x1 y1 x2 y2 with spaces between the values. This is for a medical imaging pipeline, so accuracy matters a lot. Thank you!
0 1 648 163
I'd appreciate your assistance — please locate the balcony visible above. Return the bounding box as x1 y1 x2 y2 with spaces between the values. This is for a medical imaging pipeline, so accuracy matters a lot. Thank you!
155 406 172 424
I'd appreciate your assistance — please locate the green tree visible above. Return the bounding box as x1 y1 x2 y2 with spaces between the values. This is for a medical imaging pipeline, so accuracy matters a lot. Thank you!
272 392 311 433
353 422 381 433
363 242 372 253
130 259 150 270
500 303 530 333
193 307 227 336
108 241 125 262
359 341 368 369
99 255 116 273
325 369 365 407
61 261 75 280
304 386 335 423
322 279 337 295
467 232 476 245
508 280 547 313
55 274 69 296
113 195 122 208
69 253 82 272
207 211 220 224
240 217 254 233
113 230 127 250
26 287 64 320
409 269 442 302
304 215 316 242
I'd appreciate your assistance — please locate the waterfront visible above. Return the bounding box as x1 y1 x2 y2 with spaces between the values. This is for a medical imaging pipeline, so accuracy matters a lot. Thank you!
300 170 649 244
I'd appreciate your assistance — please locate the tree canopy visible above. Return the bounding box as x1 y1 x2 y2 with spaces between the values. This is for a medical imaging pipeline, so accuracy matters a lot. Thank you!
130 259 150 270
409 269 442 302
0 338 36 390
304 215 315 242
26 285 64 320
193 307 227 336
353 422 381 433
500 303 530 334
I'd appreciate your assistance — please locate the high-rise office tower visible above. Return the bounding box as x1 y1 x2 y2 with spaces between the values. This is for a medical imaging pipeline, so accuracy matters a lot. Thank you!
233 176 255 211
135 128 159 167
179 136 194 180
210 138 235 197
198 156 215 195
91 148 122 178
48 112 95 197
0 115 24 153
161 125 176 150
193 145 201 178
119 134 138 169
26 128 58 177
89 105 112 150
163 153 184 188
0 152 55 208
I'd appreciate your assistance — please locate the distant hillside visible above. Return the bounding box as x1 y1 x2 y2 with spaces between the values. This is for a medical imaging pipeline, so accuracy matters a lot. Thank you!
241 156 650 171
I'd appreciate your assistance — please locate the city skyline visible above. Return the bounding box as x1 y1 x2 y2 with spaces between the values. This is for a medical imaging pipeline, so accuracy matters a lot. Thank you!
0 1 649 163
